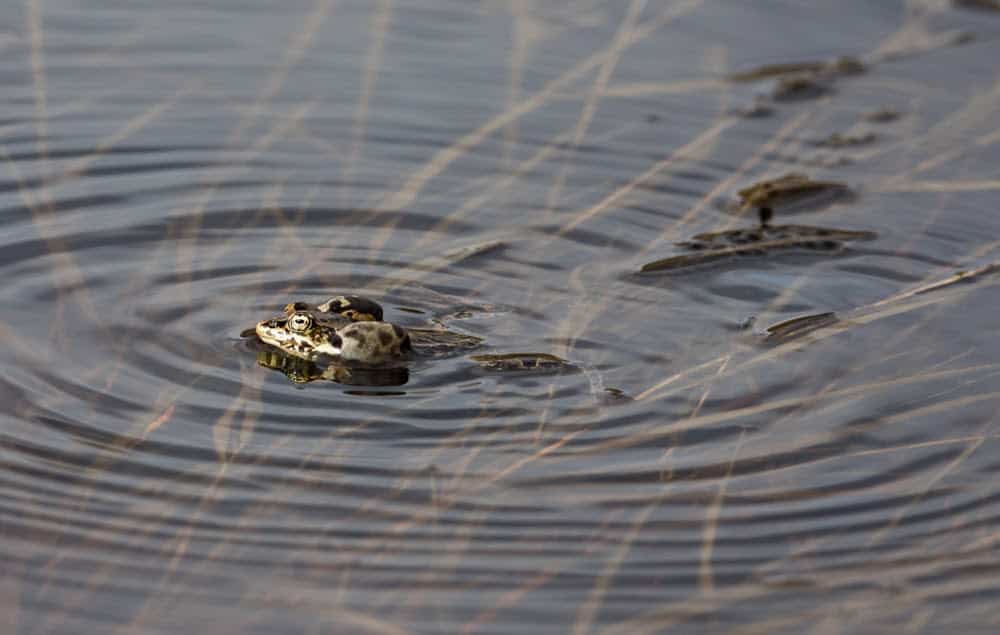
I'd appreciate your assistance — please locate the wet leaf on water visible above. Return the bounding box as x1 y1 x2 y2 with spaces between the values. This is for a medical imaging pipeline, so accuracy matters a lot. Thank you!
763 312 840 343
731 174 853 214
863 107 903 123
469 352 572 371
811 131 878 147
640 225 876 272
726 56 866 82
687 224 877 246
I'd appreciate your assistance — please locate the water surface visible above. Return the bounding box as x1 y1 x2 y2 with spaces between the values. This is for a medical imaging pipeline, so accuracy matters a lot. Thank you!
3 1 1000 633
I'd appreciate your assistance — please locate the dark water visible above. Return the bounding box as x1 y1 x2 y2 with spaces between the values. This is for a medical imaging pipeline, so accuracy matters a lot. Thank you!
3 1 1000 633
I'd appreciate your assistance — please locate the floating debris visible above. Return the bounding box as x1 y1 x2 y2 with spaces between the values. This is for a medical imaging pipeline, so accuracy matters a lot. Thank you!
726 56 867 82
769 73 832 102
862 107 902 123
469 352 573 372
725 173 853 225
640 225 876 273
601 387 633 403
904 263 1000 298
762 312 840 344
681 224 877 249
811 131 877 148
726 57 866 113
755 262 1000 347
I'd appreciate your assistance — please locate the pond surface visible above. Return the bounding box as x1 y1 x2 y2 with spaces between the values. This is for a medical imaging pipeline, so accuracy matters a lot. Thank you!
3 1 1000 633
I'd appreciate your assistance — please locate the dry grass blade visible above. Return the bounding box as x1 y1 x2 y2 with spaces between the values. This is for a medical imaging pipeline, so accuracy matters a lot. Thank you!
876 262 1000 305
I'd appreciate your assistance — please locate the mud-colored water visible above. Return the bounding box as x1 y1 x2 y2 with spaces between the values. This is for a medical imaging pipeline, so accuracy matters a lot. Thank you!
3 1 1000 633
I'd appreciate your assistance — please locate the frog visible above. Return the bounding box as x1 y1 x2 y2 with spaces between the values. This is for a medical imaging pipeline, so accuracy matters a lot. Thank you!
254 309 412 364
242 295 576 384
275 295 486 359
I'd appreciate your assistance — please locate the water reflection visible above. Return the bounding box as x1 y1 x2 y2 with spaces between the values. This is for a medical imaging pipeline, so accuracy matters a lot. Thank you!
255 349 411 387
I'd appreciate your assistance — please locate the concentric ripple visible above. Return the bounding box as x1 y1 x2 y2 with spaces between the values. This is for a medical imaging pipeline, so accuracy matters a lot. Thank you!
2 1 1000 634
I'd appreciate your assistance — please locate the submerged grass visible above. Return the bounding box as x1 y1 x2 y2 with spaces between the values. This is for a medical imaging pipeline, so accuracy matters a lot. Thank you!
7 1 1000 633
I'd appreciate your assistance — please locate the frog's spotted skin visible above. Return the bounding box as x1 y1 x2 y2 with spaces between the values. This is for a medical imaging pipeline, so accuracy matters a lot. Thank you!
282 295 384 327
301 295 483 358
254 311 344 361
316 295 384 322
336 321 412 363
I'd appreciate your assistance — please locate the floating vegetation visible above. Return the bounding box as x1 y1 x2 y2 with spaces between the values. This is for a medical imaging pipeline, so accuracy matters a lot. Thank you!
761 311 840 344
811 131 877 148
726 56 867 82
640 224 876 272
469 352 574 372
751 262 1000 348
722 173 853 225
725 56 866 112
769 73 832 102
863 107 903 123
889 262 1000 300
601 386 631 402
681 224 877 249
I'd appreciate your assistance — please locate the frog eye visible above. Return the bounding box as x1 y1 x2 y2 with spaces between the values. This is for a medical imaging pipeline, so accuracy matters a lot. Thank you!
287 313 313 332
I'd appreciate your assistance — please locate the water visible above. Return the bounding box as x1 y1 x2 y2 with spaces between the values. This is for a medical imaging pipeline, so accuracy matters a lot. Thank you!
3 1 1000 633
